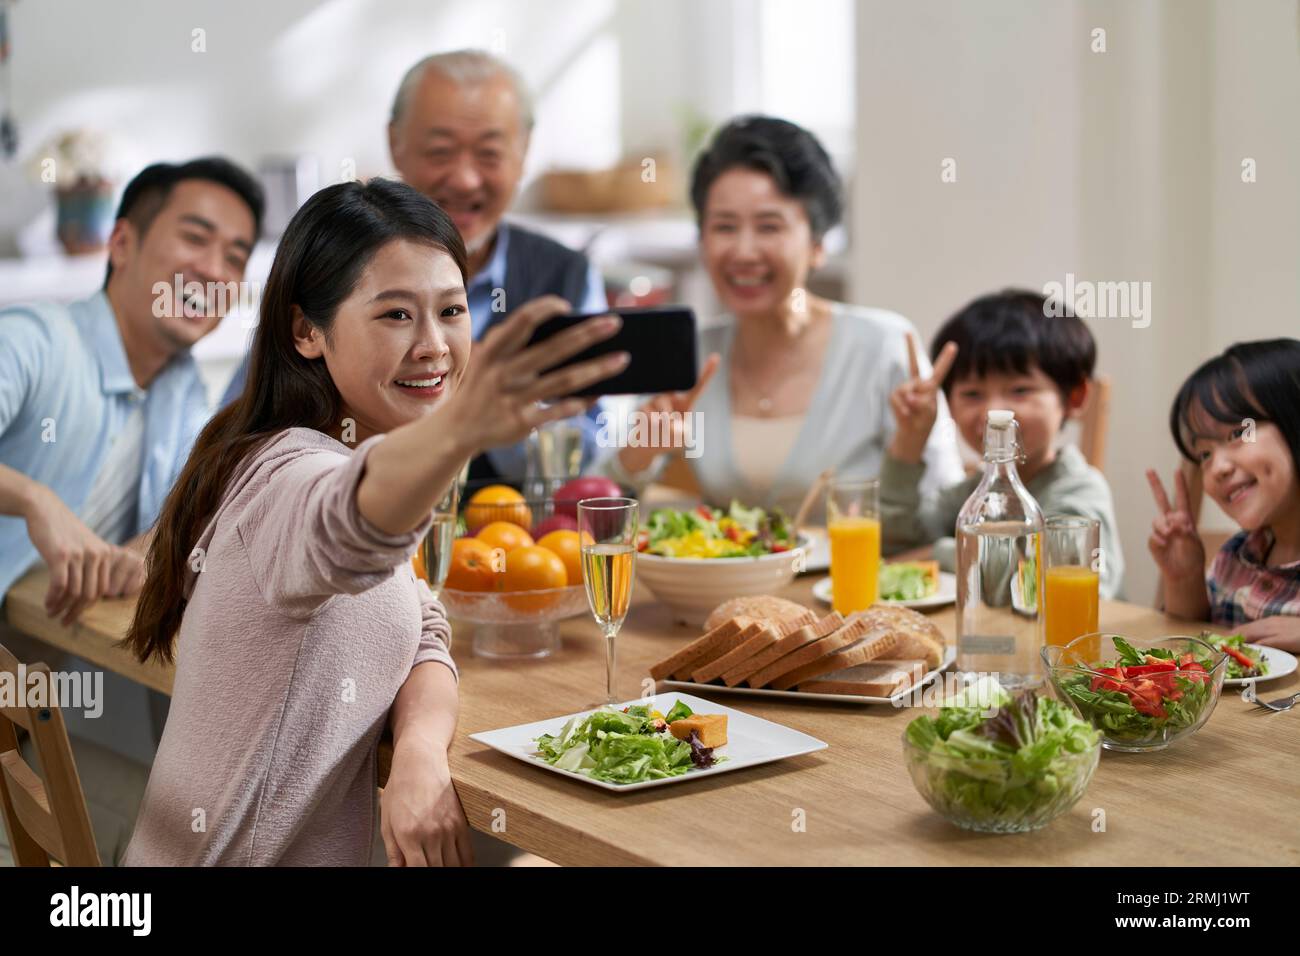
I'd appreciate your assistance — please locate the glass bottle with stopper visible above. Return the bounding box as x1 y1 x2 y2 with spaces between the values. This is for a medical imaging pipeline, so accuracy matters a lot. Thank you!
954 409 1046 690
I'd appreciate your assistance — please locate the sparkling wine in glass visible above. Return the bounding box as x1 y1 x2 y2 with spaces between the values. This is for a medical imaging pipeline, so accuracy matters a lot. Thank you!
419 481 460 600
578 497 638 705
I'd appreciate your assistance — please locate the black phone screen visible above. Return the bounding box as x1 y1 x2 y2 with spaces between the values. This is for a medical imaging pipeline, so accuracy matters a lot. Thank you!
524 306 698 397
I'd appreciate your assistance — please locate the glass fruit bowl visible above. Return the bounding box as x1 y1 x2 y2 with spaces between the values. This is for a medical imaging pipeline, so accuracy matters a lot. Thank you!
1043 633 1228 752
440 585 589 659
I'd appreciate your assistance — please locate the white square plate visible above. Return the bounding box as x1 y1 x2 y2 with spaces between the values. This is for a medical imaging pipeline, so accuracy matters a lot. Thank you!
468 692 828 792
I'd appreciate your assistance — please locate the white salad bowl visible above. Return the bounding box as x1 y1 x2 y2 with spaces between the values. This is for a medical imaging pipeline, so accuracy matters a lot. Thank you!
636 534 810 627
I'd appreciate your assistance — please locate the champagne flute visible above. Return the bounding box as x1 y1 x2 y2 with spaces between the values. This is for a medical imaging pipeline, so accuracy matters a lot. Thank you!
578 497 638 705
419 480 461 600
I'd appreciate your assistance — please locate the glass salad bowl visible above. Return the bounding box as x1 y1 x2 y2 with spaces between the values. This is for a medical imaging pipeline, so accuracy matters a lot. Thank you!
1042 633 1228 753
901 693 1101 833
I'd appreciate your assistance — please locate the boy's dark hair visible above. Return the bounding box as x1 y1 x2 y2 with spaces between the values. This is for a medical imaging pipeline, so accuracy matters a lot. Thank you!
690 115 842 241
931 290 1097 400
104 157 265 285
1170 338 1300 474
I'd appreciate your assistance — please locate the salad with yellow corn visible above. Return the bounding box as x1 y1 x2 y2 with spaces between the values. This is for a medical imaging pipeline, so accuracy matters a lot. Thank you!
639 501 796 558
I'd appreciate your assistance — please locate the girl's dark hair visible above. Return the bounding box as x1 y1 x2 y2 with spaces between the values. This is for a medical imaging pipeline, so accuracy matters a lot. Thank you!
1170 339 1300 472
931 290 1097 400
123 178 467 665
690 115 842 240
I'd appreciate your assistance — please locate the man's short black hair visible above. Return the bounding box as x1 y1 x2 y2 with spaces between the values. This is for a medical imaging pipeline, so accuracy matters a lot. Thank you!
932 290 1097 399
103 156 265 285
690 115 842 241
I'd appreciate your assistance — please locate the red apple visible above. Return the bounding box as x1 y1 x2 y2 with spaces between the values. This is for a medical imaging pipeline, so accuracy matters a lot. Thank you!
532 514 579 538
554 476 624 519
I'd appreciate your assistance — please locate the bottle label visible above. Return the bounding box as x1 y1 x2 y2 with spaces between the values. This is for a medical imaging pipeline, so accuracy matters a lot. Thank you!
959 634 1017 656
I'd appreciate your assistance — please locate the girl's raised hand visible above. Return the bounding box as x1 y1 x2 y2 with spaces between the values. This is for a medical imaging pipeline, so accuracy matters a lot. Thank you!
1146 467 1206 580
448 295 629 454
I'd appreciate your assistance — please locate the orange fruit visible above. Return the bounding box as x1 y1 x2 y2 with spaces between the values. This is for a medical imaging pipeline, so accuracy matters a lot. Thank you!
537 530 583 586
500 545 567 612
476 520 534 554
464 484 531 533
444 538 499 593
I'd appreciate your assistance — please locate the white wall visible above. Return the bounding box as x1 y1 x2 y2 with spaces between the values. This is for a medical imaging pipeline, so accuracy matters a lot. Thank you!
1 0 637 250
851 0 1300 602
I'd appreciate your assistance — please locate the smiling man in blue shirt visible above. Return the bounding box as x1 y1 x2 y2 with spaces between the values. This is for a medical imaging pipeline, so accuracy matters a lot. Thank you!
0 157 263 618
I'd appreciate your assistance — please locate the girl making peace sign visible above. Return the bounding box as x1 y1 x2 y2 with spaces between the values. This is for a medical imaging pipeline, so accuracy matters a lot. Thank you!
1148 339 1300 651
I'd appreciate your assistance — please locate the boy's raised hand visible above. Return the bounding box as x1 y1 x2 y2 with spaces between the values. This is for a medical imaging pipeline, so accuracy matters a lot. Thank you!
1146 467 1206 580
888 335 958 464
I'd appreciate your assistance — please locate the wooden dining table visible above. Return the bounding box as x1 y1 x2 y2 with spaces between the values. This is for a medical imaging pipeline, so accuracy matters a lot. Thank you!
4 565 1298 866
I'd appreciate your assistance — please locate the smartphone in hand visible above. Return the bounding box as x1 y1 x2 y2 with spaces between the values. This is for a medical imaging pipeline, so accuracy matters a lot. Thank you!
526 305 698 397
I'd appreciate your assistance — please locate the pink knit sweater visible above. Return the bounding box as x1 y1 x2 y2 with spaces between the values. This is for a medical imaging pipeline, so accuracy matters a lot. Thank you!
123 428 457 866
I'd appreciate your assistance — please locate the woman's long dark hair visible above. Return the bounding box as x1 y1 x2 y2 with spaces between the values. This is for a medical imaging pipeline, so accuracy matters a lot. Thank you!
1170 338 1300 475
123 178 467 664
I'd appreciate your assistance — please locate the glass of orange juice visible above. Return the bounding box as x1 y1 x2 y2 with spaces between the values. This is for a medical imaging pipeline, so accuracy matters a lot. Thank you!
827 477 881 615
1044 516 1100 663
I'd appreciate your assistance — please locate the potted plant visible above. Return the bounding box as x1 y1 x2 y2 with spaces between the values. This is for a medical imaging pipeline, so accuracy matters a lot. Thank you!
29 129 117 254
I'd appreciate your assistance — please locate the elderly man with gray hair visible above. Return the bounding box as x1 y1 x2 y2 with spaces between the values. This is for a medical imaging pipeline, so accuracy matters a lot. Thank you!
222 50 609 483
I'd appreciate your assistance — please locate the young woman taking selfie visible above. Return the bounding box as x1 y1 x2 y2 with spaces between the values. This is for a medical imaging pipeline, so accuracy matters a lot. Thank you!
120 178 626 866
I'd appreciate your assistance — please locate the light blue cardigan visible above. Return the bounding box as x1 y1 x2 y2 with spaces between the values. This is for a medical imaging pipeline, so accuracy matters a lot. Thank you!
599 302 966 524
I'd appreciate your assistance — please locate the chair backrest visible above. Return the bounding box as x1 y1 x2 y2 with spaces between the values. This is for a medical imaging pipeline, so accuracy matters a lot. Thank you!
658 450 702 497
1077 375 1112 471
0 642 100 866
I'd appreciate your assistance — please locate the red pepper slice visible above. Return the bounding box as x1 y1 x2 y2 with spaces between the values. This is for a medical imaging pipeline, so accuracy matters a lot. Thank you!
1126 679 1168 718
695 505 714 520
1221 645 1255 669
1091 666 1125 693
635 530 650 552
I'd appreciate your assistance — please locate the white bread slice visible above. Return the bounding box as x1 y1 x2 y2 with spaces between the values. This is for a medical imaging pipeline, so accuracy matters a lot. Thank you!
747 615 878 689
723 612 843 687
692 621 778 683
649 617 750 682
688 620 770 682
850 605 945 669
694 610 817 684
798 659 924 697
768 626 900 690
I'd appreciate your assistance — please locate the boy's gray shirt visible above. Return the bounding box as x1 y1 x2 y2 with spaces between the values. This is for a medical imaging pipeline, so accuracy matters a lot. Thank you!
880 443 1126 599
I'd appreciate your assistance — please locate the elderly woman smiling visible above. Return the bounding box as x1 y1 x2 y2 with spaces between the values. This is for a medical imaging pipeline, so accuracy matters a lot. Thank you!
603 116 964 520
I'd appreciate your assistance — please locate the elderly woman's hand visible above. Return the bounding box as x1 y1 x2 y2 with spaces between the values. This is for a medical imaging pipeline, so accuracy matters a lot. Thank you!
616 352 721 475
381 738 473 867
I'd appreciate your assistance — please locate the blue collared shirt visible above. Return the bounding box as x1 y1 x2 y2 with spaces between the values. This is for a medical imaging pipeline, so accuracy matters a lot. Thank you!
0 291 211 596
465 222 610 477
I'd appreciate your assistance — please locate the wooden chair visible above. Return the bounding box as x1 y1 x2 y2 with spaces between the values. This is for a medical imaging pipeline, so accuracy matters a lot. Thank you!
1077 375 1112 471
658 450 702 497
0 642 100 866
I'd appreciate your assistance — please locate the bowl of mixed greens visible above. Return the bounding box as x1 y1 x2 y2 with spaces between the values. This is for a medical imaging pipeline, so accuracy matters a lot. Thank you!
636 501 808 626
903 680 1101 833
1043 634 1228 752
